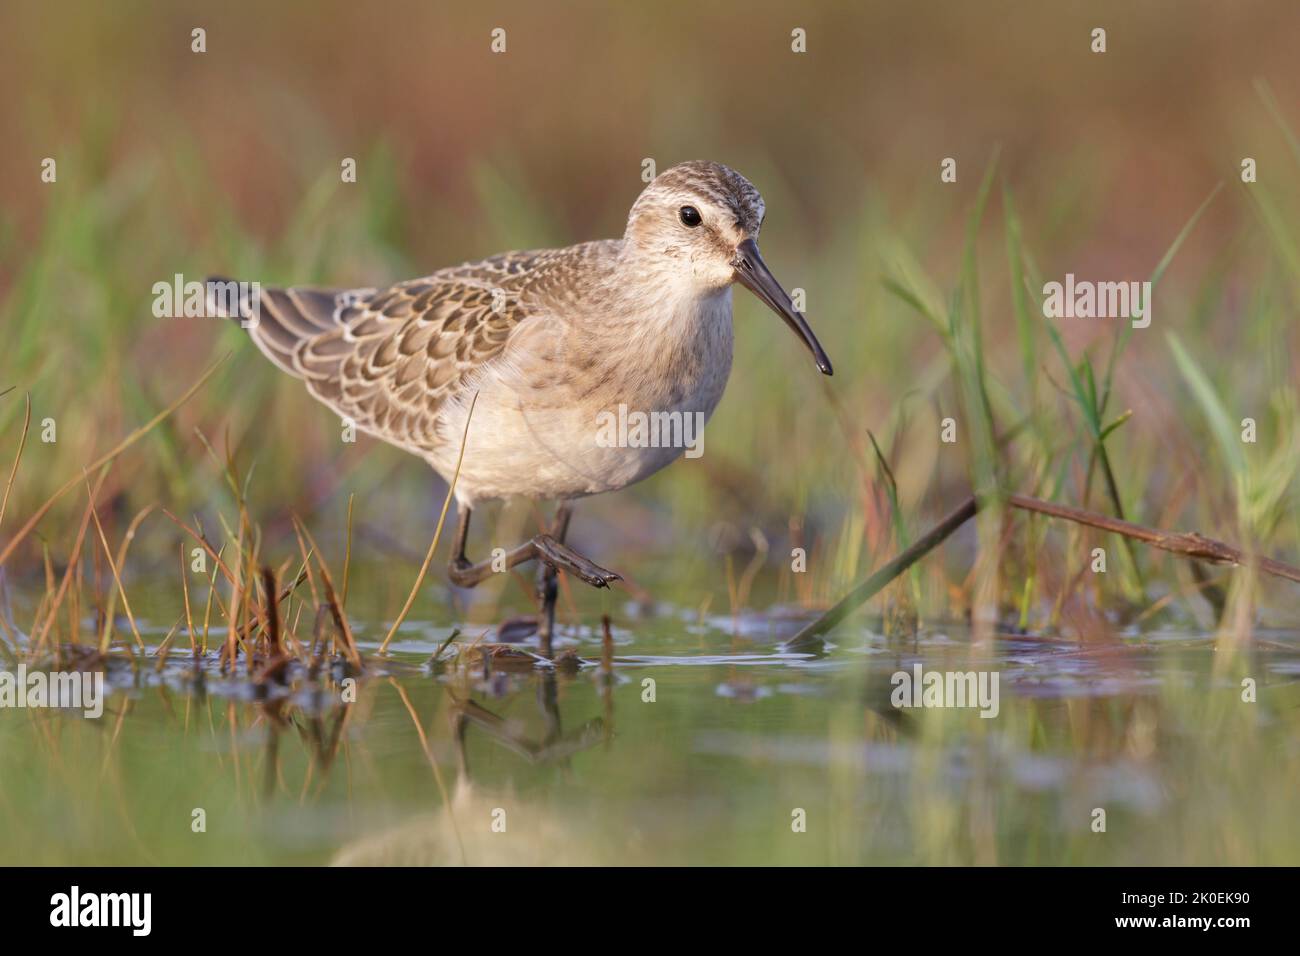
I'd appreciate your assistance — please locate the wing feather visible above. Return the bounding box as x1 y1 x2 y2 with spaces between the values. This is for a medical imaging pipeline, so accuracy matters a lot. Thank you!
211 252 549 453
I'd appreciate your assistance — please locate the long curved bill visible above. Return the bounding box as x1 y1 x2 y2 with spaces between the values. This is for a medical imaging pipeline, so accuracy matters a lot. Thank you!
733 238 833 375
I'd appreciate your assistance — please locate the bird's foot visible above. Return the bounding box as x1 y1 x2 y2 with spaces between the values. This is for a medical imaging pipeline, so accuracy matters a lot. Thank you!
533 535 622 588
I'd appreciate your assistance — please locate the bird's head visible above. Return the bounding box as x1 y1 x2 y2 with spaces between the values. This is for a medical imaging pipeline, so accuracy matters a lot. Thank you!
624 160 832 375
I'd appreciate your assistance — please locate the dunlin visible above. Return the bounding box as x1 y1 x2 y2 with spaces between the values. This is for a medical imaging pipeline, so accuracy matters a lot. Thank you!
212 160 832 653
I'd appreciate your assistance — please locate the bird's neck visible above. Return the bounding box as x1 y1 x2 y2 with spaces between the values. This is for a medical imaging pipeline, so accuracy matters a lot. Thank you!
606 240 731 330
579 272 735 413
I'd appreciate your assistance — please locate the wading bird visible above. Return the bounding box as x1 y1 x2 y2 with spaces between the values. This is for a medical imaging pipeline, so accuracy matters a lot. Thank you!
211 160 832 655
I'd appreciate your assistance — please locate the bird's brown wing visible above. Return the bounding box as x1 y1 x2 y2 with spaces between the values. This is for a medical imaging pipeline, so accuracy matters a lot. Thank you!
219 253 547 453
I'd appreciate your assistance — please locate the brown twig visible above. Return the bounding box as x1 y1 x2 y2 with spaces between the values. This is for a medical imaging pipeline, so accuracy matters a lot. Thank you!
261 566 282 655
786 492 1300 651
1006 494 1300 584
785 496 978 652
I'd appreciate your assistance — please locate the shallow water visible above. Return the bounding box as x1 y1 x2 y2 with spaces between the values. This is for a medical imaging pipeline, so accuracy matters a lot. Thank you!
1 590 1298 866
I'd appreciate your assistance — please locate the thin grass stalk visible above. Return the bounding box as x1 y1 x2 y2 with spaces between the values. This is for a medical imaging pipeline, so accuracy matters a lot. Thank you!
379 392 478 654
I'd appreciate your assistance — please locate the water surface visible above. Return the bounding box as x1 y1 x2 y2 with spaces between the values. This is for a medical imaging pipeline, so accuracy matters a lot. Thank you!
2 589 1298 866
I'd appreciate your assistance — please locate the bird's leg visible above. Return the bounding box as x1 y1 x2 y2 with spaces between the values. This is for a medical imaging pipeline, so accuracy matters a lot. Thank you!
535 503 573 657
449 504 475 577
446 503 620 592
537 670 562 749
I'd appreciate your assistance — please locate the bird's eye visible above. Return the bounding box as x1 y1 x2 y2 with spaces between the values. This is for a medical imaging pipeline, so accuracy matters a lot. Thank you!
679 205 702 228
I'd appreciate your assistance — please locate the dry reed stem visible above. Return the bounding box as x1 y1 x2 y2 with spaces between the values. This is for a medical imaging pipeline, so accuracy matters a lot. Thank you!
32 465 113 656
378 391 478 655
1006 494 1300 584
0 353 228 569
84 476 146 652
341 492 355 609
181 544 196 655
291 515 362 669
0 392 31 532
787 492 1300 651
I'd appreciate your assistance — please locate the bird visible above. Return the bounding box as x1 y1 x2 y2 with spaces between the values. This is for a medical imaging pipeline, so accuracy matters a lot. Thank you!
210 160 833 655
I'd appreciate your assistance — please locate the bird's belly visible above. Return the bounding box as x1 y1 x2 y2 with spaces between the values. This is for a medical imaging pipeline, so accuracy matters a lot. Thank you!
434 360 729 503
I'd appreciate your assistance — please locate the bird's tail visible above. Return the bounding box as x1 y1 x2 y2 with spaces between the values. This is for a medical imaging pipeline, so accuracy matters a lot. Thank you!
205 276 258 329
205 276 353 379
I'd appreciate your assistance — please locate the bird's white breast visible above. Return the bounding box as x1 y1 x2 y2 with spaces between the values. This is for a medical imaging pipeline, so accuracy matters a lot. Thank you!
432 288 734 504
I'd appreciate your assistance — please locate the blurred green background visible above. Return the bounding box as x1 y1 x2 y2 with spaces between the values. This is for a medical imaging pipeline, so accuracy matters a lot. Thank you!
3 0 1300 870
2 0 1299 627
